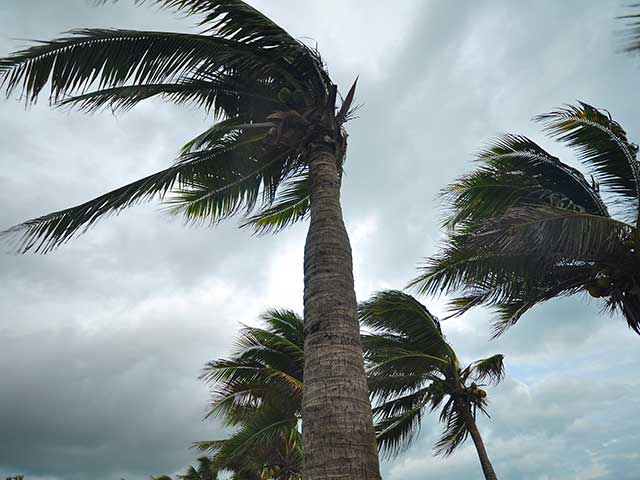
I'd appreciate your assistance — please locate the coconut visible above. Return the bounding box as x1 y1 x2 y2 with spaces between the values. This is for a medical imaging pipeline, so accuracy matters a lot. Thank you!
277 87 292 103
587 285 606 298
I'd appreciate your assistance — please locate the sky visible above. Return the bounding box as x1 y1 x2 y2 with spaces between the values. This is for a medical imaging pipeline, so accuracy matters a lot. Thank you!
1 1 639 479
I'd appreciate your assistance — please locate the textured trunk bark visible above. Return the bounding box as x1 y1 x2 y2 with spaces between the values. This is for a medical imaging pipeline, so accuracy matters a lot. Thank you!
302 144 381 479
457 401 498 480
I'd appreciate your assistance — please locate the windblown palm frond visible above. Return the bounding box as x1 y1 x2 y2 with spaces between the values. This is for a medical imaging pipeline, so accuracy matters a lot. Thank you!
414 102 640 336
468 355 505 386
535 102 640 221
1 0 358 253
360 291 504 467
359 290 452 360
443 133 609 230
618 4 640 54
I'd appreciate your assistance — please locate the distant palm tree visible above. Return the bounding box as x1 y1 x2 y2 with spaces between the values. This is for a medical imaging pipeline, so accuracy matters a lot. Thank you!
411 103 640 337
197 309 303 480
359 291 505 480
0 2 379 477
153 456 218 480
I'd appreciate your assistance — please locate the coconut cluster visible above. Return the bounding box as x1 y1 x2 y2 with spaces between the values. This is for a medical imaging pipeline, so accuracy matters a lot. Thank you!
465 382 487 400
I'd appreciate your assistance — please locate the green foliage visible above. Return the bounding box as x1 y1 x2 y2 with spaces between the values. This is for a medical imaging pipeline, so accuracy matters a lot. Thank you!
359 291 505 459
197 309 304 479
0 0 358 253
412 102 640 336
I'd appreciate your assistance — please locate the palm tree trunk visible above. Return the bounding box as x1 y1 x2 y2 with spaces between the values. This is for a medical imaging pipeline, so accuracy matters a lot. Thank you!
302 144 381 479
457 401 498 480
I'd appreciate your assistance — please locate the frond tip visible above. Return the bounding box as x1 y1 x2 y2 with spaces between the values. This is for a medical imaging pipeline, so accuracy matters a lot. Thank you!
470 354 505 385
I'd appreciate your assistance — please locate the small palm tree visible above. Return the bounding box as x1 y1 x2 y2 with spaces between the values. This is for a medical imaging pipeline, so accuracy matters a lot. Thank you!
0 2 379 476
153 456 219 480
197 309 304 480
411 103 640 336
359 291 505 480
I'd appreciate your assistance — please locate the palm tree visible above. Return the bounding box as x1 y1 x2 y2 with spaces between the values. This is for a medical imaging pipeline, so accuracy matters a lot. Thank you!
153 456 219 480
197 309 304 480
410 103 640 337
0 2 380 477
359 290 505 480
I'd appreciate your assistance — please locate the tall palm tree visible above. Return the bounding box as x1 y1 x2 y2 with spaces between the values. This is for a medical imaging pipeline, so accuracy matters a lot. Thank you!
0 2 380 477
197 309 304 480
411 103 640 337
359 290 505 480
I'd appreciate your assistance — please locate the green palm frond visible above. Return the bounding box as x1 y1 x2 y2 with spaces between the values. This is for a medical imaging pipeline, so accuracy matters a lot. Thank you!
359 290 452 359
196 410 299 477
367 373 426 403
0 29 300 104
174 456 219 480
469 355 505 385
535 102 640 220
102 0 332 98
434 399 468 457
470 206 632 259
617 4 640 54
444 134 608 229
1 131 278 253
374 398 427 459
241 175 310 235
58 74 279 115
372 387 430 420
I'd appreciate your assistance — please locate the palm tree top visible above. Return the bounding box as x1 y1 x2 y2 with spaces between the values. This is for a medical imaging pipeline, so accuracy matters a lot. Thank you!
359 290 505 459
411 102 640 336
0 0 359 253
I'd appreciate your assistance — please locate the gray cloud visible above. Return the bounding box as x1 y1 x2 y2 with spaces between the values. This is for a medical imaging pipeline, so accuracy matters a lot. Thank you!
1 1 639 479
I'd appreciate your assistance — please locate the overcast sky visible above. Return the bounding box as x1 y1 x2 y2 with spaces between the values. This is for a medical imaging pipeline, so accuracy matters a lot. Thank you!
1 1 639 479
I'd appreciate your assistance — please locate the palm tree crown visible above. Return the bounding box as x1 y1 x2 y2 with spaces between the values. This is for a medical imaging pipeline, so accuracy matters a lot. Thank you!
359 290 504 479
0 0 356 252
411 103 640 336
197 309 304 479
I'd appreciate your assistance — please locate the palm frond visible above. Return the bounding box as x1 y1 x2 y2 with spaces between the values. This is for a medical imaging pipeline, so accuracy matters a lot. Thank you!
367 373 426 403
469 354 505 385
167 143 303 226
240 175 310 235
444 134 609 229
618 4 640 54
101 0 331 93
470 206 633 259
409 236 549 298
374 397 427 459
433 399 468 457
0 131 277 253
58 73 279 116
0 29 299 105
535 102 640 220
359 290 452 359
